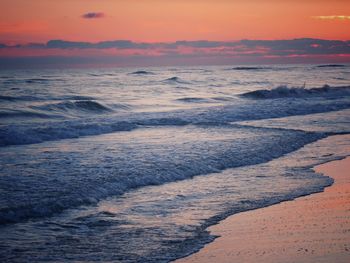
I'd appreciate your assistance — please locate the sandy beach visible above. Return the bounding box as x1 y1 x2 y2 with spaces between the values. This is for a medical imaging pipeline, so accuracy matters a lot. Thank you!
176 157 350 263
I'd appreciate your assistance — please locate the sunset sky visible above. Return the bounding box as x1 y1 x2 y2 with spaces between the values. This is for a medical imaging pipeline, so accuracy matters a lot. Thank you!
1 0 349 67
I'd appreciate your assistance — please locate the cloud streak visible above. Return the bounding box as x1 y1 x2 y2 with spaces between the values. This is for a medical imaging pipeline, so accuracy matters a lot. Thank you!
82 12 105 19
312 15 350 21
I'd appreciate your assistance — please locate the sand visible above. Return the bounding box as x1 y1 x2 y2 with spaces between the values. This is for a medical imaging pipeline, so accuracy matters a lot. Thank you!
175 157 350 263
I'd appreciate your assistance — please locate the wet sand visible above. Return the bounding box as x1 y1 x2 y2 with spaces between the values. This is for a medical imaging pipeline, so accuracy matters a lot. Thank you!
176 157 350 263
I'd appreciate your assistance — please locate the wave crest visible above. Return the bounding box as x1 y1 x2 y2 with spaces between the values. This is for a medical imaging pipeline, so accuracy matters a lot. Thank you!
316 64 346 68
230 66 272 71
33 100 113 114
163 76 189 84
176 97 211 103
129 70 155 75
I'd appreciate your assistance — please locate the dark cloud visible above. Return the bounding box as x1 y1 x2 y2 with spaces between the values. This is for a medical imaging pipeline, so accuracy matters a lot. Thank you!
0 38 349 69
240 38 350 55
45 40 151 49
82 12 105 19
47 40 92 49
173 40 232 48
26 43 47 49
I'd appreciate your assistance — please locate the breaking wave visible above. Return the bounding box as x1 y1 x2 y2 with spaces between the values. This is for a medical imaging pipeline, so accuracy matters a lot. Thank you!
0 127 326 224
1 97 350 147
240 85 350 99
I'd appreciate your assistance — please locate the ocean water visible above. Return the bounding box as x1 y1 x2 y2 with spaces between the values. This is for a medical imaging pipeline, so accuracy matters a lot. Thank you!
0 64 350 262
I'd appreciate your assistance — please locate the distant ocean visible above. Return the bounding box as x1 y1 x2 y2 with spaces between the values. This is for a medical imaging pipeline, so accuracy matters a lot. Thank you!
1 64 350 262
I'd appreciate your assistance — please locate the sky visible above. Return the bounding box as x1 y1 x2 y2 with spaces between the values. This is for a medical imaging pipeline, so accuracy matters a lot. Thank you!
0 0 350 68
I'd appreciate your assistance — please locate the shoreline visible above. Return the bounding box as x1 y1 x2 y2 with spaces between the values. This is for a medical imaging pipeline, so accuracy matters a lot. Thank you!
175 156 350 263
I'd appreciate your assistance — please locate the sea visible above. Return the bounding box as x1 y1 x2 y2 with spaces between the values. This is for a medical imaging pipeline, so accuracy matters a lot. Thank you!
0 64 350 262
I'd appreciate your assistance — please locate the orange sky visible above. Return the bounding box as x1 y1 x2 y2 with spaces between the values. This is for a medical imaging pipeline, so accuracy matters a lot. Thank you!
1 0 350 44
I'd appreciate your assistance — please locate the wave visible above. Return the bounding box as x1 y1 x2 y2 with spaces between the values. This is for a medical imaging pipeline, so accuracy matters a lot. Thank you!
25 78 61 84
0 95 96 102
163 76 190 84
212 96 235 102
230 66 273 71
0 95 36 102
0 127 326 224
0 120 138 147
1 96 350 147
60 95 96 101
240 85 350 99
32 100 114 114
316 64 347 68
129 70 155 75
176 97 211 103
0 110 55 119
88 73 116 77
1 78 59 85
